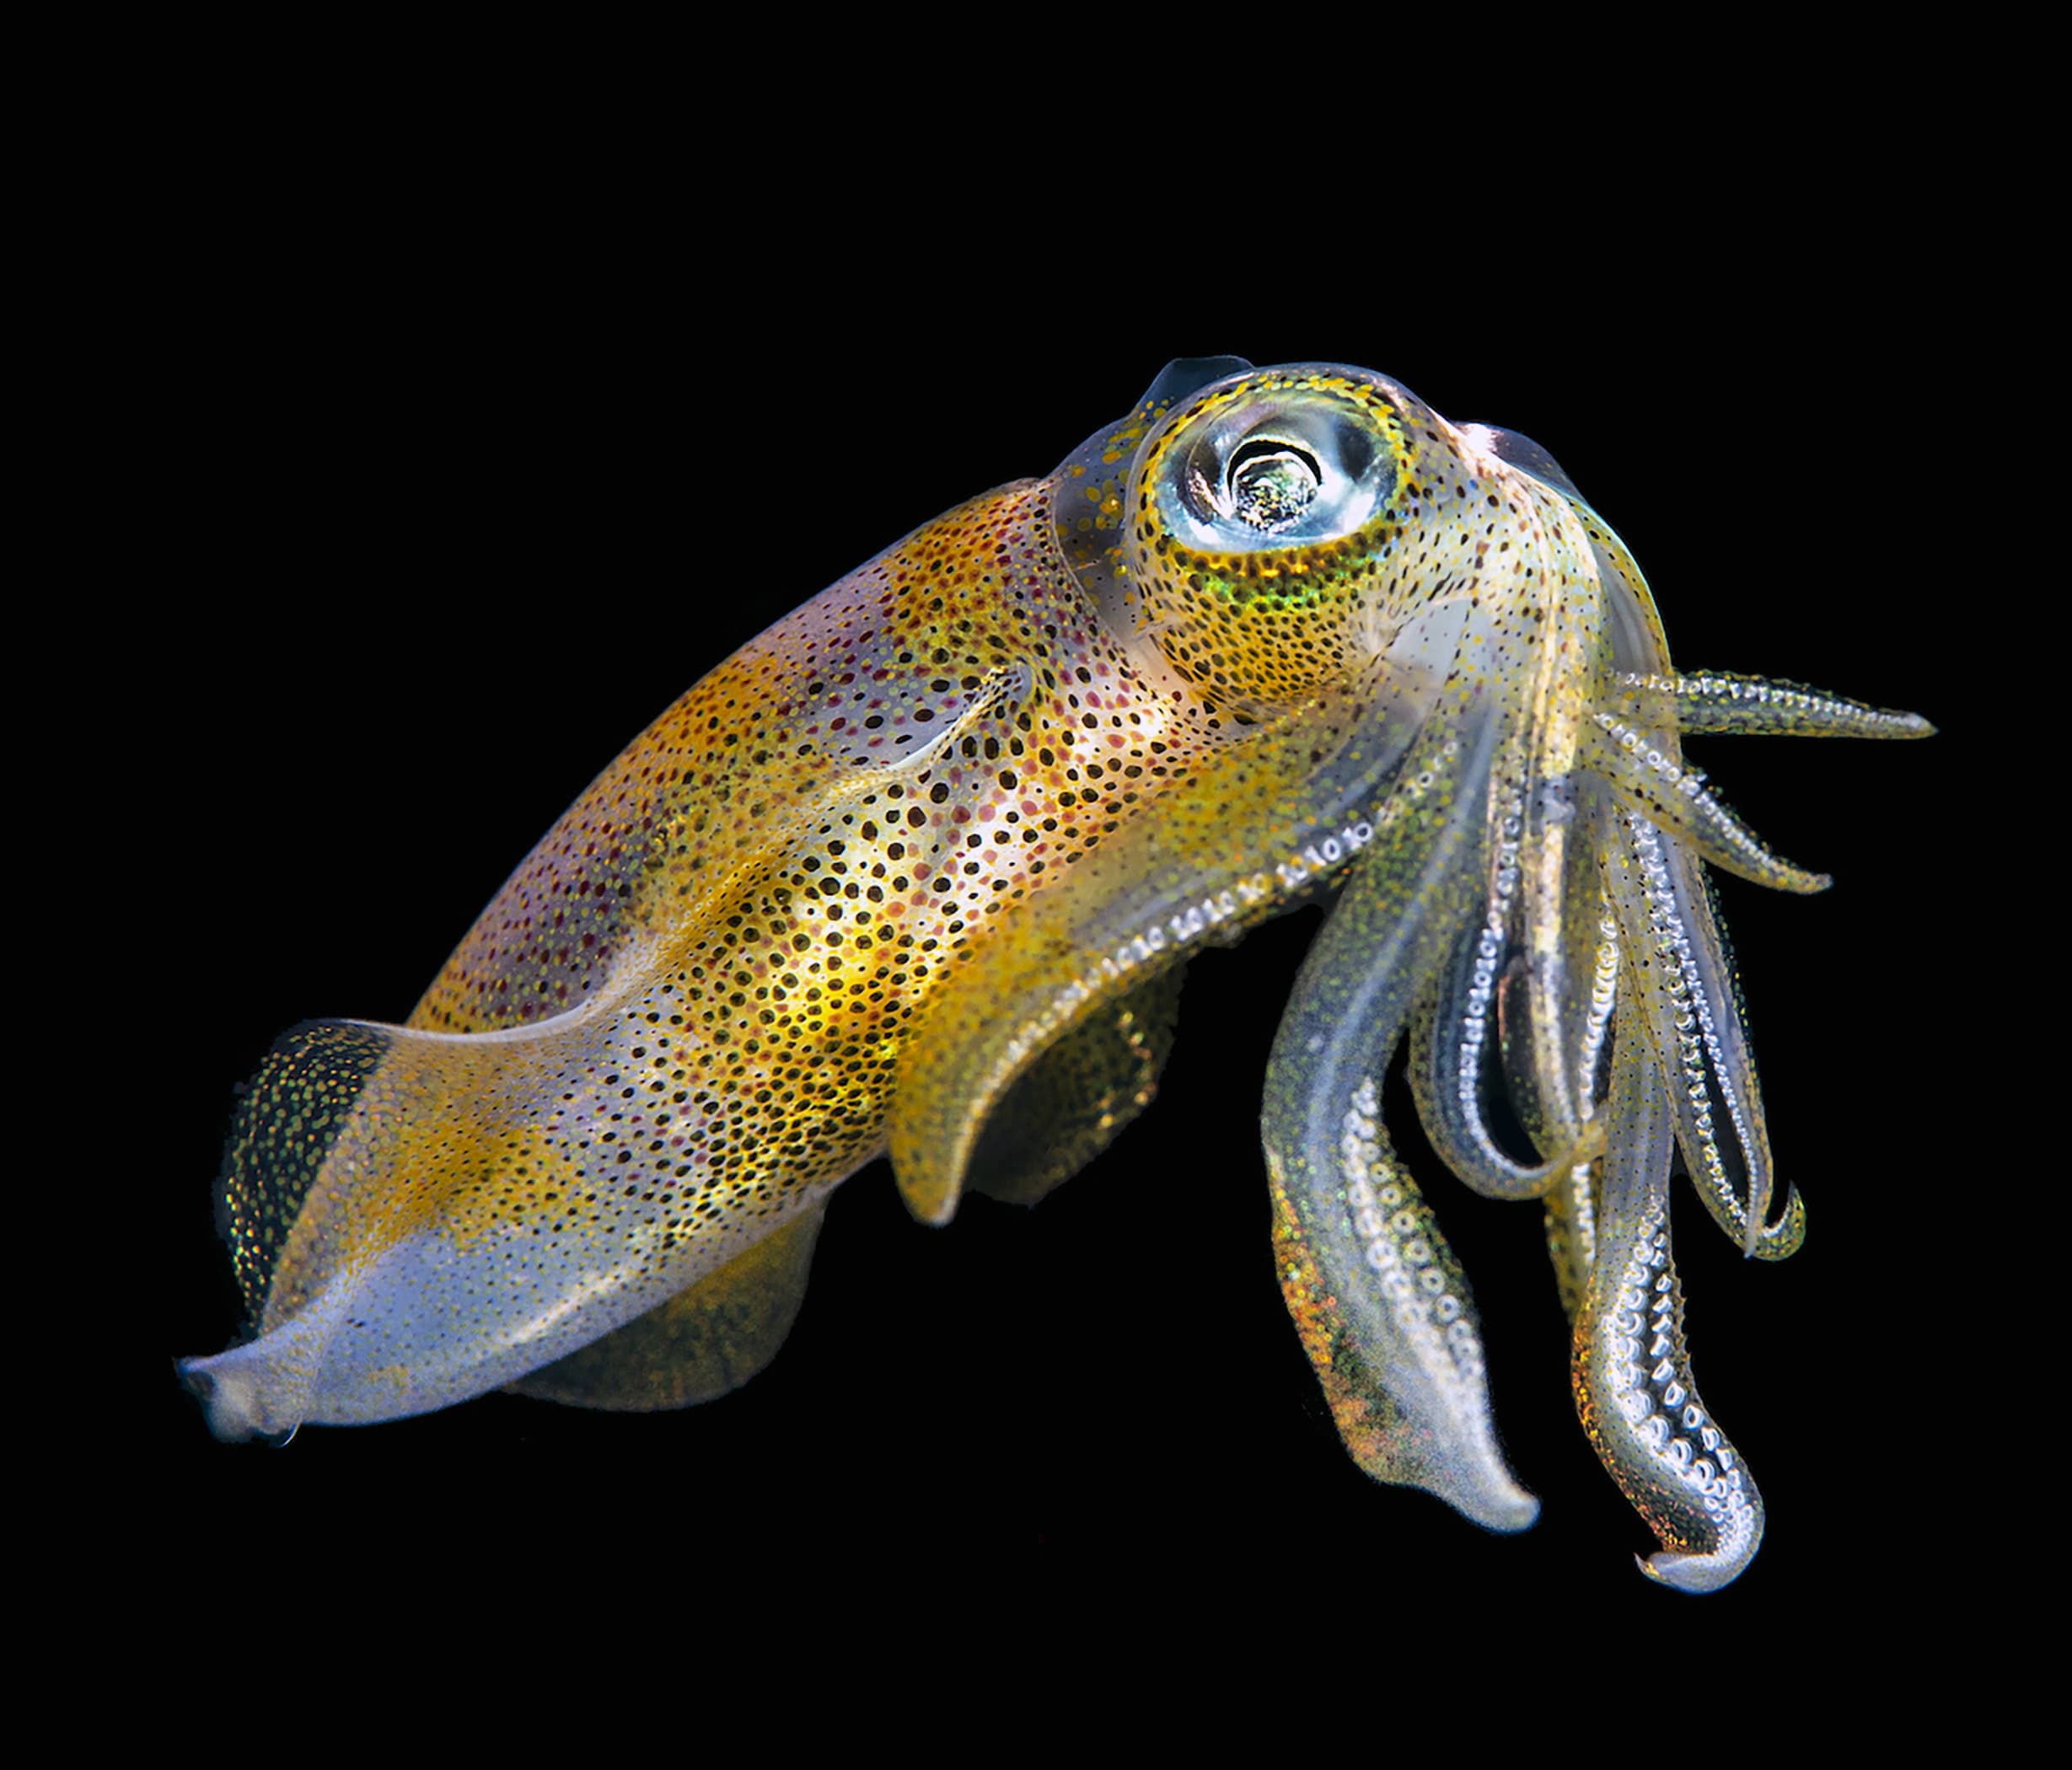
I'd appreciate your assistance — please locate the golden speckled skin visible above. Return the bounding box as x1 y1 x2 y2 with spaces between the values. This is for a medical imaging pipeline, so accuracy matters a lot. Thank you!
182 360 1929 1591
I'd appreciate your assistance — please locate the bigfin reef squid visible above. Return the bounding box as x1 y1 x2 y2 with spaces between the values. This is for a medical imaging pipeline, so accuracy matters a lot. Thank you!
180 358 1930 1591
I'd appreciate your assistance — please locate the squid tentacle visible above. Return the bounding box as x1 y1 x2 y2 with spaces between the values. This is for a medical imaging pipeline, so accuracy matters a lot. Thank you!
1408 599 1610 1204
1409 916 1581 1200
1537 885 1621 1320
1603 810 1804 1258
1542 1158 1604 1324
1500 786 1625 1307
1409 732 1597 1200
1585 711 1831 895
1272 1079 1535 1528
1264 708 1538 1531
888 614 1463 1224
1575 1013 1763 1591
1613 670 1935 740
1589 544 1800 1258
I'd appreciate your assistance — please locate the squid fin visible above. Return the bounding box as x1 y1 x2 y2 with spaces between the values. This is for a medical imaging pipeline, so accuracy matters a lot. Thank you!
509 1206 826 1411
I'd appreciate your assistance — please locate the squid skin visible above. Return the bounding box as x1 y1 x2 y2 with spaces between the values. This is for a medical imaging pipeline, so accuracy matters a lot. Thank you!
180 358 1930 1590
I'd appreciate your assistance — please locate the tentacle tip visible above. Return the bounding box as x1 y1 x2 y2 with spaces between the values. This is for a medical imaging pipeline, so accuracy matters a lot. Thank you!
1433 1472 1540 1535
888 1116 975 1226
1752 1186 1808 1262
1479 1489 1541 1535
1635 1546 1754 1594
890 1160 964 1228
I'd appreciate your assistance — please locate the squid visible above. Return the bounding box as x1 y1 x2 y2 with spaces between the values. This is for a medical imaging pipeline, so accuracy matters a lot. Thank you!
180 358 1929 1590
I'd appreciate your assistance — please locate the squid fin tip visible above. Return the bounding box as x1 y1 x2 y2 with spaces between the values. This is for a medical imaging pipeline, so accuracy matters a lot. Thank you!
175 1349 304 1445
175 1355 241 1442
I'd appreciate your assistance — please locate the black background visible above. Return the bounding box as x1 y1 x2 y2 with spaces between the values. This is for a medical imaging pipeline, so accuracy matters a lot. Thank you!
114 121 1988 1661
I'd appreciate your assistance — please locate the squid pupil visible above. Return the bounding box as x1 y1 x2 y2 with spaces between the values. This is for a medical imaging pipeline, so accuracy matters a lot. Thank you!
1226 438 1322 531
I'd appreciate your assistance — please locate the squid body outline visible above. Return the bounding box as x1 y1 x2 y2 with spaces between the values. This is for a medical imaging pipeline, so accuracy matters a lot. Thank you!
180 357 1930 1591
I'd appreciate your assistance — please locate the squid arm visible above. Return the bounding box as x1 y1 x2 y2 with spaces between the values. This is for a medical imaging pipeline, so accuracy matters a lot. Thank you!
888 607 1464 1225
1574 996 1763 1591
1264 705 1539 1531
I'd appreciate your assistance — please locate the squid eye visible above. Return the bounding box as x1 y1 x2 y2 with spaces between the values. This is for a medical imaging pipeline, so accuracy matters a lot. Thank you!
1159 387 1396 555
1226 439 1322 532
